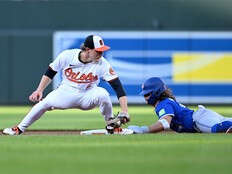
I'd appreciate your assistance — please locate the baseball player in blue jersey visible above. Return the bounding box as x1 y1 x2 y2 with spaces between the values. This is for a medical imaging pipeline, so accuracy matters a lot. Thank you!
128 77 232 134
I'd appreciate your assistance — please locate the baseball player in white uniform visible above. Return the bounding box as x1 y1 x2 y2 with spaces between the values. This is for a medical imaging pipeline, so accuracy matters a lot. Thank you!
3 35 130 135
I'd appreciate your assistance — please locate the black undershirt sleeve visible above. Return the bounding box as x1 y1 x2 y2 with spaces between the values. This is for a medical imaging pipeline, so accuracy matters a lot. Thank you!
108 78 126 99
44 66 57 79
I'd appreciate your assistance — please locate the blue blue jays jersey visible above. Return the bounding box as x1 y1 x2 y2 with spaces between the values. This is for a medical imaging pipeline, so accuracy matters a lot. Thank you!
155 98 196 133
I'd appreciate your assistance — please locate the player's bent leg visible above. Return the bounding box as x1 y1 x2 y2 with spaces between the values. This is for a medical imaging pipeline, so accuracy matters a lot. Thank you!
95 87 113 121
77 87 117 134
79 87 113 120
193 106 224 133
17 87 75 133
95 88 126 134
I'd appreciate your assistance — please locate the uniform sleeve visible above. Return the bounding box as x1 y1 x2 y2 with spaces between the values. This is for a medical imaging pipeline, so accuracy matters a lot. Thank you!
49 50 72 72
101 59 118 81
108 78 126 98
155 102 175 119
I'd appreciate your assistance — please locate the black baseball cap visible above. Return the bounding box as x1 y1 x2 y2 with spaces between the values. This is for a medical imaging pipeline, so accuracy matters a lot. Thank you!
84 35 110 52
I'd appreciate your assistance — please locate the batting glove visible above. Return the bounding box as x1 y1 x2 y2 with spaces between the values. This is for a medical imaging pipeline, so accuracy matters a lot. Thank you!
128 125 149 134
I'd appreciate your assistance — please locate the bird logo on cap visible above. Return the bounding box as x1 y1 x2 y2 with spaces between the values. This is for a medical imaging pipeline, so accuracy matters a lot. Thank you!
99 40 104 46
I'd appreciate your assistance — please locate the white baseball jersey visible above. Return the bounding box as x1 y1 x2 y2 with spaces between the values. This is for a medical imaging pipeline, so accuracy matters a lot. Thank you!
17 49 118 132
50 49 118 90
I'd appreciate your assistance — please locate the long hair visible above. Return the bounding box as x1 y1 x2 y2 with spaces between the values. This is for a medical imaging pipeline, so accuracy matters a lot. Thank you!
157 88 176 101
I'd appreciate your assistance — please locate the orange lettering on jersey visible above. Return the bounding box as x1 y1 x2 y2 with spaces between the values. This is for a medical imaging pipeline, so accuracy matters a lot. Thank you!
64 68 98 83
79 74 87 80
86 73 98 81
71 72 79 79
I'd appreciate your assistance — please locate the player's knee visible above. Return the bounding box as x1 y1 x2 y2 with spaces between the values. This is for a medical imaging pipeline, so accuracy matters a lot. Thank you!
97 88 111 104
37 100 53 111
211 121 232 133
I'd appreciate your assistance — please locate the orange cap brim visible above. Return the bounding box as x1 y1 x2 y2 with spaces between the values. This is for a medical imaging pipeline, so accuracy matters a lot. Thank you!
95 45 110 52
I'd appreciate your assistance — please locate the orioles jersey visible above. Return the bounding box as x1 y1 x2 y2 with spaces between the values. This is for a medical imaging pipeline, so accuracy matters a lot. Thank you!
50 49 118 90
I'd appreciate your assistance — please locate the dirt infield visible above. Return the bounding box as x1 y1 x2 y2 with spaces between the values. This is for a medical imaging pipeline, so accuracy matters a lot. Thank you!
0 129 176 135
0 130 82 135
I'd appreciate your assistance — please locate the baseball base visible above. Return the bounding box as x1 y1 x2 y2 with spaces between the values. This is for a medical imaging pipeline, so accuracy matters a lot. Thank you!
80 128 134 135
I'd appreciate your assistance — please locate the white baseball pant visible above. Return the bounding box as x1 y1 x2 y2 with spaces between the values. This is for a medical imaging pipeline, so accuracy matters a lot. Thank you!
18 84 113 132
192 105 232 133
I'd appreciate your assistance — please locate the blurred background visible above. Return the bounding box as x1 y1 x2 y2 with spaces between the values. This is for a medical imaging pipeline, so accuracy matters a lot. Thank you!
0 0 232 105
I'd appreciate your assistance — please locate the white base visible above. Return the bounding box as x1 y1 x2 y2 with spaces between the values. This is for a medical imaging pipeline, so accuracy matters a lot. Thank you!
80 128 134 135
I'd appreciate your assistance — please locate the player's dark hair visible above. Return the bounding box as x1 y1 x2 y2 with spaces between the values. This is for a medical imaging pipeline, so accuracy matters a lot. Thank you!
158 88 176 101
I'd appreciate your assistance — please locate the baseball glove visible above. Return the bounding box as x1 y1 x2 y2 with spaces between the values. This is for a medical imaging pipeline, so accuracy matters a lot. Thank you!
116 112 130 124
105 112 130 134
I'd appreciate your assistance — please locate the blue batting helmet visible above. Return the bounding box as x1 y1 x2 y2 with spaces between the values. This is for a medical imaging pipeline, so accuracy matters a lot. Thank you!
140 77 166 105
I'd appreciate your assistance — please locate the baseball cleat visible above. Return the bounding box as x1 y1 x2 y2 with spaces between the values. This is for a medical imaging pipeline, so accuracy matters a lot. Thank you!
3 126 23 135
226 126 232 134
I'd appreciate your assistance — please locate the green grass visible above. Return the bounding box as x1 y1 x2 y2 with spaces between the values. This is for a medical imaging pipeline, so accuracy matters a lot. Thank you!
0 105 158 130
0 105 232 174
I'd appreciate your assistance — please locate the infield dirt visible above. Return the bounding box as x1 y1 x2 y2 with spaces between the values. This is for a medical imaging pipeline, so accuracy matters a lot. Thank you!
0 130 82 135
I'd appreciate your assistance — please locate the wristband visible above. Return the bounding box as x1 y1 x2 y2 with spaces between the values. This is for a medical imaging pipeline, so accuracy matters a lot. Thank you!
158 119 170 130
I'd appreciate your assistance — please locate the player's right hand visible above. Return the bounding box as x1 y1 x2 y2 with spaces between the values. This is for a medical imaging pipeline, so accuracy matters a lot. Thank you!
29 90 43 102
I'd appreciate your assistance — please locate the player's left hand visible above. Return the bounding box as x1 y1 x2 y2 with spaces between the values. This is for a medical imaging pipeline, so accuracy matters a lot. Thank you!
128 125 149 134
117 112 130 124
105 112 130 134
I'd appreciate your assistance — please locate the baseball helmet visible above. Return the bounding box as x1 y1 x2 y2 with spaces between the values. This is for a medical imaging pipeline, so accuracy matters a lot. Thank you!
140 77 166 105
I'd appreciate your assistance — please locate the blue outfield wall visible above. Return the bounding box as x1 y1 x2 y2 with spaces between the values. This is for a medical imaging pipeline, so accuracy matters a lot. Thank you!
53 31 232 104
